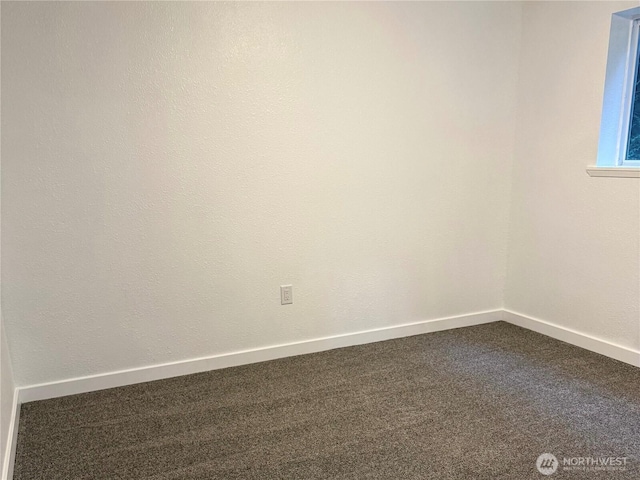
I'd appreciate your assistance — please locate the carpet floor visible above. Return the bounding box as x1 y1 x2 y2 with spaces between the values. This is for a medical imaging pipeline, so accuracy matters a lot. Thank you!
13 321 640 479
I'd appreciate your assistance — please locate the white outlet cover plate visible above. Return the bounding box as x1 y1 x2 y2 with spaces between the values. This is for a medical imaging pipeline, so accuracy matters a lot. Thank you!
280 285 293 305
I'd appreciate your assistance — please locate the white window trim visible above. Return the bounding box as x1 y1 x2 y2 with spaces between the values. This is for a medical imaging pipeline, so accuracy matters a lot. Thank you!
586 166 640 177
590 7 640 177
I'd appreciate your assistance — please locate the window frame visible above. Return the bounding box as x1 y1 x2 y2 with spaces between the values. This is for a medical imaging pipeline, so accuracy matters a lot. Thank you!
595 7 640 171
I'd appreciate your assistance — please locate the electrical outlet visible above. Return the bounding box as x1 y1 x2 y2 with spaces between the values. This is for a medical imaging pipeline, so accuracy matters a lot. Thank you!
280 285 293 305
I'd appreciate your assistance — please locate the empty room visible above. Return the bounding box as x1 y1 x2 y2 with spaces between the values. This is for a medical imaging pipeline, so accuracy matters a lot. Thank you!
1 1 639 479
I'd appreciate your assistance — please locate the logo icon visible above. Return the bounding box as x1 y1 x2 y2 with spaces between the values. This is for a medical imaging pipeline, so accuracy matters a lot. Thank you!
536 453 558 475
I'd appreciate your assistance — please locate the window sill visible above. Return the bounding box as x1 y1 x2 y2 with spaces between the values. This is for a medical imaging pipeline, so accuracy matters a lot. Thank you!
586 166 640 178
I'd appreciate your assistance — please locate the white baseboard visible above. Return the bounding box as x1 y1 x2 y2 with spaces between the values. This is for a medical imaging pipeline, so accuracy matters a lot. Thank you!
503 310 640 368
18 310 502 404
2 390 20 480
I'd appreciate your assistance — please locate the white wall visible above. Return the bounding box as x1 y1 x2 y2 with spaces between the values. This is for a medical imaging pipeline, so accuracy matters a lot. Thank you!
506 1 640 351
1 2 522 387
0 2 15 472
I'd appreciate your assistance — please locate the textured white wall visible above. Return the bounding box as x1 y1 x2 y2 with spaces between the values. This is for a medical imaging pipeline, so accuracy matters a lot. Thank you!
0 2 14 469
505 1 640 350
2 2 521 386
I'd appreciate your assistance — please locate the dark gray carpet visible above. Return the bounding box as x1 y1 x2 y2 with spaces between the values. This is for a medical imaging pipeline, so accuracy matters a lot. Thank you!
14 321 640 479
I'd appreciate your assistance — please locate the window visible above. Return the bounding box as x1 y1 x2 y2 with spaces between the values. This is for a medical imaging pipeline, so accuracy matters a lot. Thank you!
626 23 640 161
590 7 640 177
